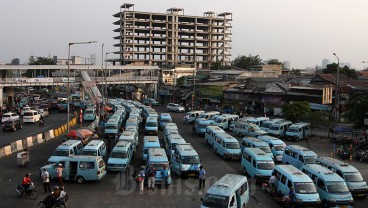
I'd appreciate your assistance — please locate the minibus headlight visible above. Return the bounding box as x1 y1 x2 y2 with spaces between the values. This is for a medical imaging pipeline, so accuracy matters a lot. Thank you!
296 198 303 203
316 198 321 203
349 198 354 203
328 198 336 202
348 186 354 191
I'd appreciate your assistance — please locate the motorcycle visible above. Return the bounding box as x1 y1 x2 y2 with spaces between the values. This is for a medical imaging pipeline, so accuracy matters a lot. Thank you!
39 119 44 126
38 194 67 208
16 182 38 200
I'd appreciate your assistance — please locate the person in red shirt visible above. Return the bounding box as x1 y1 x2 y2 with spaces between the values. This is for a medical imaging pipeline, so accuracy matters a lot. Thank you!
22 173 32 191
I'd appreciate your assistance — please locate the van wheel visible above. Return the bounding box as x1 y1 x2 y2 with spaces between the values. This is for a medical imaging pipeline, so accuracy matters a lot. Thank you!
76 176 85 184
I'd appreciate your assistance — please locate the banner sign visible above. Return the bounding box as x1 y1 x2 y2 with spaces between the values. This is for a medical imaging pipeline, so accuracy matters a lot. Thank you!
61 77 75 83
16 78 53 83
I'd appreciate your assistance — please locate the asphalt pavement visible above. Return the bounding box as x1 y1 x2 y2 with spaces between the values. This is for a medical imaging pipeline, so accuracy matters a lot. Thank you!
0 106 367 207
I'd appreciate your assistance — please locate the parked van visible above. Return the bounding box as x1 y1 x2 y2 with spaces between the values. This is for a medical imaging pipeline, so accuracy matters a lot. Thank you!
274 165 321 207
233 122 268 138
240 137 273 159
204 126 226 146
301 164 354 207
183 110 205 124
211 114 239 130
197 111 220 120
41 155 106 184
83 108 96 121
48 140 83 163
118 130 139 152
317 157 368 197
165 134 186 158
164 129 179 144
285 122 312 141
257 135 286 162
146 148 172 185
282 145 318 169
107 141 133 172
195 118 211 137
200 174 249 208
247 117 269 127
241 148 275 183
164 122 178 132
145 116 158 135
267 120 293 138
142 136 160 161
104 118 120 136
159 113 172 130
213 133 241 160
80 140 107 158
23 110 41 123
171 144 201 178
260 118 285 131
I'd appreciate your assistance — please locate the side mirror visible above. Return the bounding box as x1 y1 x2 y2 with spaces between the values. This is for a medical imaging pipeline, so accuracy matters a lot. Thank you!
200 197 203 202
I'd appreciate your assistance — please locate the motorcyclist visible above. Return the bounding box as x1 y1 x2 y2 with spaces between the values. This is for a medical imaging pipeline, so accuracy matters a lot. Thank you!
56 185 67 203
22 173 32 192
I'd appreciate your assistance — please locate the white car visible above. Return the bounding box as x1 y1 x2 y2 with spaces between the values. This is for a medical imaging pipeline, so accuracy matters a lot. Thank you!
166 103 185 112
2 112 20 123
21 106 31 116
37 109 50 117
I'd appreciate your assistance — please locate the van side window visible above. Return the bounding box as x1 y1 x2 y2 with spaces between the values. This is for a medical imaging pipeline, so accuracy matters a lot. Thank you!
281 175 287 184
336 170 343 178
80 161 95 169
292 152 298 159
317 179 326 191
252 159 256 167
237 183 247 195
298 155 304 163
285 149 292 156
222 142 226 147
274 170 281 180
287 180 293 188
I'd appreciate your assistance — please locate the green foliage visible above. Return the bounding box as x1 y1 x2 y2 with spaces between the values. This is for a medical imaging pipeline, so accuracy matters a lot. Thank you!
232 54 262 69
345 96 368 128
323 63 358 80
176 76 185 86
210 60 223 70
282 101 311 122
23 56 57 77
267 59 283 65
305 111 332 128
10 58 20 65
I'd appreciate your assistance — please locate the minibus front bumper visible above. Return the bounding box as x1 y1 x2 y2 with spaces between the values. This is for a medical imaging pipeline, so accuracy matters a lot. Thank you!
181 170 199 178
294 201 321 208
327 200 354 208
350 188 368 197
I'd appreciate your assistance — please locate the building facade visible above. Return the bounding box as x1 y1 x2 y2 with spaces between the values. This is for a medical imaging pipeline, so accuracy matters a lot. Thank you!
113 3 232 69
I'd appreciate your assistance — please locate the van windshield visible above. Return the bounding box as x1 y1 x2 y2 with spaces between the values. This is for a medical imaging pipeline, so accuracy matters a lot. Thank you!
110 152 128 159
81 150 97 156
181 156 200 164
327 182 349 193
53 150 69 156
304 156 317 164
257 161 275 170
146 122 157 127
287 127 299 133
202 194 229 208
151 163 169 170
294 182 317 194
274 145 286 151
259 146 272 153
225 143 240 149
105 125 117 129
269 125 280 131
344 172 364 182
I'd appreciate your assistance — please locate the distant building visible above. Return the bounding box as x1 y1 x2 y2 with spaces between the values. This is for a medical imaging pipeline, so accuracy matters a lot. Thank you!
322 59 329 68
283 61 290 69
90 54 96 65
113 3 232 69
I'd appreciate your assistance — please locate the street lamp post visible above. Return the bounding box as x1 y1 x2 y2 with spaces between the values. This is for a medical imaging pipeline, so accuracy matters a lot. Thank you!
105 52 114 104
333 53 340 123
67 41 97 131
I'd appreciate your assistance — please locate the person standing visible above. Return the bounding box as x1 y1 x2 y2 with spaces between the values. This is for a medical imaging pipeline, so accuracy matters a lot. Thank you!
138 166 145 191
147 165 156 190
198 165 206 189
41 168 51 193
268 172 276 195
161 165 169 189
56 164 63 185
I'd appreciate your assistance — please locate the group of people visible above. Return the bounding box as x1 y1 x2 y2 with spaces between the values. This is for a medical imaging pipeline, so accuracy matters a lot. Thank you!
268 173 295 208
135 165 170 191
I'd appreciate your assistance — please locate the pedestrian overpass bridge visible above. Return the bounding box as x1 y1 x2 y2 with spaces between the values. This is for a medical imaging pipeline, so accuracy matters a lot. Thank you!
0 65 159 105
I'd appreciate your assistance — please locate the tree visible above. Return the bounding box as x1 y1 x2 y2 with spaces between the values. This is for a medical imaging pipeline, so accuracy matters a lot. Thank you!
323 63 358 80
10 58 20 65
267 59 283 66
210 60 224 70
345 96 368 128
176 76 185 86
282 101 311 122
23 56 56 77
232 54 262 69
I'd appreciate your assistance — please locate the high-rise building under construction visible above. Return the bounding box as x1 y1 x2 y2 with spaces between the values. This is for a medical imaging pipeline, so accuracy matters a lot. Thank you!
113 3 232 69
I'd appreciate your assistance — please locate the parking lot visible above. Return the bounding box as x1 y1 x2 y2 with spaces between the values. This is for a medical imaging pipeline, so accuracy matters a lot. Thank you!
0 105 367 207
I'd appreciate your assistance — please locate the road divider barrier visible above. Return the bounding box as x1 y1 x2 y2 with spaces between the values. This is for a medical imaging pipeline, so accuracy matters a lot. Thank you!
26 136 33 147
37 134 43 144
49 129 55 139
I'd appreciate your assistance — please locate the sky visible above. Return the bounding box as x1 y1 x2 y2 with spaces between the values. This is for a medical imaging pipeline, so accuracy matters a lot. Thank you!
1 0 368 69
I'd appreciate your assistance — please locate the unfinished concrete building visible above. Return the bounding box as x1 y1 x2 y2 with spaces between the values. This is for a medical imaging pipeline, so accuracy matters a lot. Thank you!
113 3 232 69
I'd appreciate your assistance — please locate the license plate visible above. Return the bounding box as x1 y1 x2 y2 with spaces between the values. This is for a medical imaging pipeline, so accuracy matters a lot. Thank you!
188 173 195 177
357 194 365 197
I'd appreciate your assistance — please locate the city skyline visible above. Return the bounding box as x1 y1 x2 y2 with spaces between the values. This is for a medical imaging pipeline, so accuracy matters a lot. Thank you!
1 0 368 69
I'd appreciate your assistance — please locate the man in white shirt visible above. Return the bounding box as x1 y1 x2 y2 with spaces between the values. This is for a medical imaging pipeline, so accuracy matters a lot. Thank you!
41 168 51 193
198 166 206 189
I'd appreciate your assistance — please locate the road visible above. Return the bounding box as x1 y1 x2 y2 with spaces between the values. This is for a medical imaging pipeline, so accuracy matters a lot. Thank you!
0 106 367 207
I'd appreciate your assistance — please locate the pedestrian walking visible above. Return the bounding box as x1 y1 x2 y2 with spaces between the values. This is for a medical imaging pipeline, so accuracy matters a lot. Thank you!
41 168 51 193
161 165 169 189
56 163 63 185
147 165 156 190
198 165 206 189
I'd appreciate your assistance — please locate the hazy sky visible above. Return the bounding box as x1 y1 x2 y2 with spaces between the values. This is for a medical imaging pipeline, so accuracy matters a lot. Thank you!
1 0 368 69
